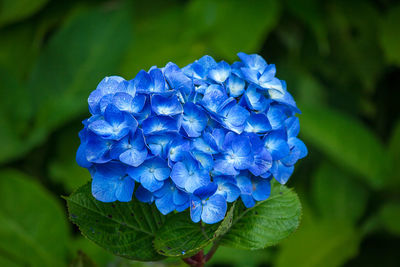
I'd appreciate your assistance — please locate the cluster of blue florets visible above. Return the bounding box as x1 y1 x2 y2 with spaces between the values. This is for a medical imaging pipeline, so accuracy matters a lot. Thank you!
76 53 307 224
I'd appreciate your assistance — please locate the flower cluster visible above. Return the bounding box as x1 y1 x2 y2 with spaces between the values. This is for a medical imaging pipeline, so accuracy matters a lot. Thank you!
76 53 307 224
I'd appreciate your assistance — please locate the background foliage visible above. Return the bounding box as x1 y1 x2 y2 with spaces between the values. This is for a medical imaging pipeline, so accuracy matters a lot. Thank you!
0 0 399 266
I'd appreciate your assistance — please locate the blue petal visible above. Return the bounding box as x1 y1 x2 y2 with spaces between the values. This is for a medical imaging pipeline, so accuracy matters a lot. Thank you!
155 192 175 215
119 148 147 167
227 74 245 97
249 148 272 176
141 173 164 192
91 175 118 202
270 87 300 113
259 64 276 83
127 165 147 183
135 185 154 203
193 183 217 199
236 174 253 195
241 194 256 208
192 151 214 171
170 162 188 189
200 84 228 113
197 55 217 72
237 52 267 72
285 117 300 137
149 68 166 93
208 61 231 83
88 120 114 139
88 76 124 114
99 94 114 114
182 103 208 138
201 194 227 224
244 85 269 112
220 104 250 134
215 180 240 202
190 197 202 223
263 131 290 160
91 162 129 202
213 158 240 176
85 133 112 163
252 178 271 201
239 67 259 84
168 137 190 162
261 77 283 93
271 160 294 184
134 70 153 93
112 92 134 113
151 95 183 116
173 189 189 206
244 113 271 134
115 177 135 202
142 116 180 135
192 135 218 154
266 105 286 130
145 134 174 158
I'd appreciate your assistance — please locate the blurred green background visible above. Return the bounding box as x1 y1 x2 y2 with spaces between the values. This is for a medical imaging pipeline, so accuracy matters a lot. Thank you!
1 0 400 266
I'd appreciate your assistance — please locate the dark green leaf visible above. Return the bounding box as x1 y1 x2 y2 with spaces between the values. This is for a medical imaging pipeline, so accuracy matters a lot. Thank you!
300 104 389 189
65 182 165 261
388 120 400 187
153 203 235 257
48 125 90 192
28 5 132 136
0 0 49 27
275 206 361 267
0 169 69 266
220 183 301 250
186 0 281 61
312 162 369 223
380 5 400 66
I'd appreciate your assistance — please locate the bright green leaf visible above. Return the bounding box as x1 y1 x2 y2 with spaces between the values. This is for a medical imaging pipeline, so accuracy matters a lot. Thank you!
221 183 301 250
0 169 69 266
380 5 400 65
66 182 165 261
300 104 389 189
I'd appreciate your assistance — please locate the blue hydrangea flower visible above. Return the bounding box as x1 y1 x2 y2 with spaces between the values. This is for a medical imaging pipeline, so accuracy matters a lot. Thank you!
77 53 307 224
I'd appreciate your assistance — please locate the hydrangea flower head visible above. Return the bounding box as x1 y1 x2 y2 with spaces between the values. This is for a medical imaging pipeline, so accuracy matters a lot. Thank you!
77 53 307 224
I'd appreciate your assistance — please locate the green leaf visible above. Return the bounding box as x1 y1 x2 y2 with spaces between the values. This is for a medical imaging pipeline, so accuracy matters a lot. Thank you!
28 5 132 137
209 246 273 267
48 125 90 192
220 183 302 250
275 207 361 267
0 169 69 266
379 202 400 236
0 0 49 27
299 104 388 189
388 120 400 187
65 182 165 261
70 251 96 267
186 0 281 61
312 162 369 223
380 4 400 66
153 203 235 257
